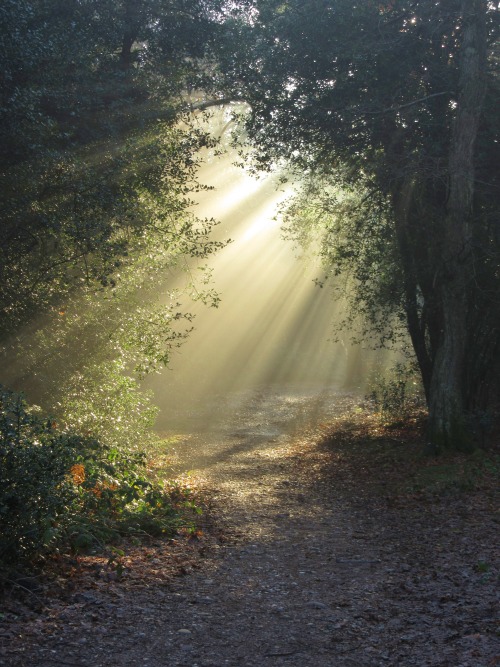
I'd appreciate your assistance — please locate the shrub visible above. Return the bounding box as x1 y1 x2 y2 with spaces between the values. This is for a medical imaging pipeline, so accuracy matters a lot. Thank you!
367 361 425 423
0 386 195 573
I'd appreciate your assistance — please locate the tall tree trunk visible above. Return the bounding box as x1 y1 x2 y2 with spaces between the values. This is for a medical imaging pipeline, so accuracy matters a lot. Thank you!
119 0 144 70
428 0 487 450
393 178 433 403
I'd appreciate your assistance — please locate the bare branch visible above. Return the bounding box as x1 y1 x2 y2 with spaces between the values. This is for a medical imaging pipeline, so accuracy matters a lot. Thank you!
186 97 245 113
319 91 453 117
361 91 454 114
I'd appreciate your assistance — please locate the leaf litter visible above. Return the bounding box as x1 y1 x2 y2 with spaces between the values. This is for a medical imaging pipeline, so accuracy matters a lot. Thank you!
1 392 498 667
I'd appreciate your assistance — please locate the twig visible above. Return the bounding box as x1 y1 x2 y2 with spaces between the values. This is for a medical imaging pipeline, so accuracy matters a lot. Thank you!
187 97 244 112
4 578 43 603
361 91 453 114
322 91 453 116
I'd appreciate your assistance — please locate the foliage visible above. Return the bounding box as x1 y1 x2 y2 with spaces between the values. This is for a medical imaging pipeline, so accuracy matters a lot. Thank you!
0 4 231 562
0 386 198 572
0 0 228 337
0 124 228 446
0 0 229 576
366 362 425 424
0 116 223 337
0 101 229 461
3 126 222 369
281 175 405 346
0 0 225 166
214 0 500 447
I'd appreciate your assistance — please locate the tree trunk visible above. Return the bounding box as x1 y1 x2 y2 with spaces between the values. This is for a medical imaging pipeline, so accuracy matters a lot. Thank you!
427 0 488 451
119 0 144 70
393 179 433 403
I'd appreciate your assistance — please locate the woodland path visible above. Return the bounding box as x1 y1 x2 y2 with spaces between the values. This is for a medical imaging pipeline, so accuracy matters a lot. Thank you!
2 387 498 667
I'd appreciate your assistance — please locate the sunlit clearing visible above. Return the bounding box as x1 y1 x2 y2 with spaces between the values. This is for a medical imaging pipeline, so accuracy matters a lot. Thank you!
146 114 397 435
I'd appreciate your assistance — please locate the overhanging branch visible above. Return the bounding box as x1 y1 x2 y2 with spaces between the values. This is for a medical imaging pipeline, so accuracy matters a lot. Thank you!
187 97 246 113
361 91 454 115
321 91 454 116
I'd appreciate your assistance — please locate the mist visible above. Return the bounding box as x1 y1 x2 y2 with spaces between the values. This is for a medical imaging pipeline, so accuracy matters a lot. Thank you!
146 110 392 436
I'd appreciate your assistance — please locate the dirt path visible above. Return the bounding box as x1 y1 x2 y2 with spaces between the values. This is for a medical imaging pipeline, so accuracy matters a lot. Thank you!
2 389 498 666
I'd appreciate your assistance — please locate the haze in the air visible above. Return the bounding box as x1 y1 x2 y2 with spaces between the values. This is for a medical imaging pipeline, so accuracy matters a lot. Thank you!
147 108 390 435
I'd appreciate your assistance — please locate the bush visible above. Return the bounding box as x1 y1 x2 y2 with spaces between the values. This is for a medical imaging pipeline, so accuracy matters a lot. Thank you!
0 386 195 572
366 361 425 423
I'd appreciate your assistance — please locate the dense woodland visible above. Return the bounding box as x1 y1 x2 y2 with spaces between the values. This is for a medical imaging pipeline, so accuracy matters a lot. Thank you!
1 1 499 571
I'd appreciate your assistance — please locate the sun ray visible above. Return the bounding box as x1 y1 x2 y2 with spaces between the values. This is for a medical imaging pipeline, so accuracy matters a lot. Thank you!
145 110 405 435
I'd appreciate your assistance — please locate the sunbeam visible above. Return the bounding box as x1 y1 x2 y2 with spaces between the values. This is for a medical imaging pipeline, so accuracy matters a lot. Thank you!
146 116 395 434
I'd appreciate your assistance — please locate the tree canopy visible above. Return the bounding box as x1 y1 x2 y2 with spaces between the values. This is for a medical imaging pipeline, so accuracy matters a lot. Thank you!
0 0 229 500
0 0 228 336
1 0 499 454
0 0 230 569
213 0 500 449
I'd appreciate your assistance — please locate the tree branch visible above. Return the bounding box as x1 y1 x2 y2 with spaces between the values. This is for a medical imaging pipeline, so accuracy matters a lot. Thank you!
319 91 453 117
361 91 453 114
186 97 246 113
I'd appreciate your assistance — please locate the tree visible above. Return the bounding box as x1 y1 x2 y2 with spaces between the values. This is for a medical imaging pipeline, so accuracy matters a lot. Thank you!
0 0 229 457
0 0 225 336
0 2 232 568
214 0 500 449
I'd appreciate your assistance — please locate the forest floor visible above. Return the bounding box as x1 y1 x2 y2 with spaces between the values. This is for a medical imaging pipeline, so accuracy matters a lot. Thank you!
1 389 498 667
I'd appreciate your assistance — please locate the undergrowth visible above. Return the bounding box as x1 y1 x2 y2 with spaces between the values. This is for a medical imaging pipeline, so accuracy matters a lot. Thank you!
0 386 200 577
366 361 425 424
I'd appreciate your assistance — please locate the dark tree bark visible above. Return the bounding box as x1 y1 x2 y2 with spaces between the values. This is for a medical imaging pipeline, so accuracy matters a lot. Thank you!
393 178 433 404
428 0 488 450
119 0 144 69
